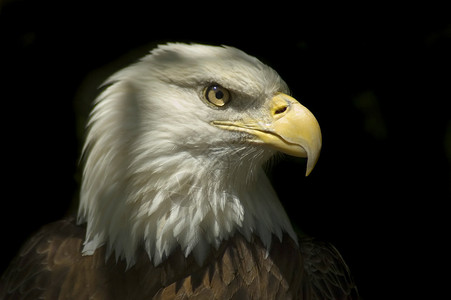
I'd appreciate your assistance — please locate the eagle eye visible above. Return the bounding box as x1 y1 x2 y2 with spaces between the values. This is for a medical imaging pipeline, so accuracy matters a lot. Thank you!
204 85 231 107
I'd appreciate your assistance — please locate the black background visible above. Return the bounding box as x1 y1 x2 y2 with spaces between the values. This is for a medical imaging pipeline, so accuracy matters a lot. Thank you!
1 2 450 299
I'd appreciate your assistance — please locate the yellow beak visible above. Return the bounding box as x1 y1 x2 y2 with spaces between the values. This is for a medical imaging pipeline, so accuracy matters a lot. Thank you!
212 93 322 176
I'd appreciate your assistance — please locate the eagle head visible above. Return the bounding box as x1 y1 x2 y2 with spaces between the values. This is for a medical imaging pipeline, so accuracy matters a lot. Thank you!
78 43 321 266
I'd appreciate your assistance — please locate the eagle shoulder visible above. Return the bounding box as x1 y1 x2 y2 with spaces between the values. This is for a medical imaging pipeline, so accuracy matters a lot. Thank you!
0 220 302 300
0 220 358 299
299 237 360 300
154 233 303 299
0 218 78 299
0 218 131 300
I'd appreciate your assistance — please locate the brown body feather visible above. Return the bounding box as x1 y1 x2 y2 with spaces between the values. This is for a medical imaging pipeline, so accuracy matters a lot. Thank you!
0 219 358 299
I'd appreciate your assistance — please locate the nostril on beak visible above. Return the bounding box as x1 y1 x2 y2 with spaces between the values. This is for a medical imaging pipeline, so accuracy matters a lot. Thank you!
272 103 290 119
274 105 288 115
270 93 292 119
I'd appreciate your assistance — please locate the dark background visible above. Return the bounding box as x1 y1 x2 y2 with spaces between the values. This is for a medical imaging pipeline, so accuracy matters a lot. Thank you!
1 2 450 299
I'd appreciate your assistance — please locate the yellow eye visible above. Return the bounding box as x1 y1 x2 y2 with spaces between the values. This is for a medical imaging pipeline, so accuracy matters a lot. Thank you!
204 85 231 107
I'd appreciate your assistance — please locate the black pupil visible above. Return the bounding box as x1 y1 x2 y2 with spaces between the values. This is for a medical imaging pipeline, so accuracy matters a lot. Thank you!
215 90 224 99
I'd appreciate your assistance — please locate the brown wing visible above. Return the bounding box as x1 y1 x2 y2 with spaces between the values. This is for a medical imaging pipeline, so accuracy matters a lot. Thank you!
299 237 360 300
0 219 303 299
154 233 304 299
0 219 357 300
0 219 185 299
0 218 122 299
154 235 360 300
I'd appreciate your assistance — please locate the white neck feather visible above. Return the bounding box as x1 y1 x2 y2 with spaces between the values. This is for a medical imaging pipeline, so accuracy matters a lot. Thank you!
79 138 297 267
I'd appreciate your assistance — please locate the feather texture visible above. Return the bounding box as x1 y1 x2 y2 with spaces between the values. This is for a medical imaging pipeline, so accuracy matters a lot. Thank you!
0 219 358 300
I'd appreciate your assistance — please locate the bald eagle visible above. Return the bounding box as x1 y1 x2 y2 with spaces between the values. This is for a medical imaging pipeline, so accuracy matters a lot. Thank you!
0 43 358 299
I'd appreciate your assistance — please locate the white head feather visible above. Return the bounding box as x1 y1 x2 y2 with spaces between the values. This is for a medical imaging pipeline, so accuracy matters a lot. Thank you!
78 43 297 267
